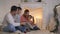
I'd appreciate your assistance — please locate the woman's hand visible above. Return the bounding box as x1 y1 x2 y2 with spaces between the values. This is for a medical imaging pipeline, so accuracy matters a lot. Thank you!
20 22 26 25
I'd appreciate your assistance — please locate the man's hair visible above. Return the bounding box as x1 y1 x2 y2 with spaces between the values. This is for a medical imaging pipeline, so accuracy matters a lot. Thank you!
24 9 29 14
17 7 22 10
11 5 17 12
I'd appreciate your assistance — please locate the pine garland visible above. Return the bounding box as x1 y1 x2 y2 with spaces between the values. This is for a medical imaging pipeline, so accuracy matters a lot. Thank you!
24 0 28 2
51 5 60 32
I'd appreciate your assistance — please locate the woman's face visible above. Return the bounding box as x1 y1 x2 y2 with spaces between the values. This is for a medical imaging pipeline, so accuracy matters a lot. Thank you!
24 12 29 18
25 12 29 16
16 9 22 14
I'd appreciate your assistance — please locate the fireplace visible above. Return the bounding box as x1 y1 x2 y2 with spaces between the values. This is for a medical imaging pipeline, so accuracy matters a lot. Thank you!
20 3 43 29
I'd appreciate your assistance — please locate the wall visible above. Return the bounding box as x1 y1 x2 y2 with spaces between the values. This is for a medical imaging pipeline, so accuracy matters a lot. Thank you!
0 0 20 23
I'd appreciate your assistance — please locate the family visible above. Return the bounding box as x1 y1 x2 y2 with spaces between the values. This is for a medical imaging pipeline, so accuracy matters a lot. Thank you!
2 5 40 33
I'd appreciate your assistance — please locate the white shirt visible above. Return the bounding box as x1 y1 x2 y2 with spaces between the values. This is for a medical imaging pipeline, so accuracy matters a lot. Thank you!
2 13 20 27
13 14 20 23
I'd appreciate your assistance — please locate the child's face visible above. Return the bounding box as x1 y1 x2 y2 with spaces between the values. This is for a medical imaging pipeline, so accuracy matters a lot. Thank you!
28 16 33 21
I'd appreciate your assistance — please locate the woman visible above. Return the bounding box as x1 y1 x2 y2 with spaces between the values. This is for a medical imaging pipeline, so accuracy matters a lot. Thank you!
20 9 40 30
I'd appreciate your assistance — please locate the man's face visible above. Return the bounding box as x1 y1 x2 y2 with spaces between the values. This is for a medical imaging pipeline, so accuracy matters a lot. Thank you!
13 9 18 15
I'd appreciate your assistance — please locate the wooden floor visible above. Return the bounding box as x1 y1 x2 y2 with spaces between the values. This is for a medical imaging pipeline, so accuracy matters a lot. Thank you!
0 30 55 34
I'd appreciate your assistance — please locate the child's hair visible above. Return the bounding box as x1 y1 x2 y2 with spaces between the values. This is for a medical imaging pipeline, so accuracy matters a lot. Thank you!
29 15 33 19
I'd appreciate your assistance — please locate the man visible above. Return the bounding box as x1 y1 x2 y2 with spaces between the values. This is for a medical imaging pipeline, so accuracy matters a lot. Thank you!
2 6 26 32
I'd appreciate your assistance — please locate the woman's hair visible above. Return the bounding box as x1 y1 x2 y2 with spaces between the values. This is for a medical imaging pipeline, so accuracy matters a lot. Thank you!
24 9 29 14
17 7 22 10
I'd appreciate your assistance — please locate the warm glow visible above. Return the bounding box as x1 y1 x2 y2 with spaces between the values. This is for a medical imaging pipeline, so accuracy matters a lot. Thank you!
36 16 42 19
